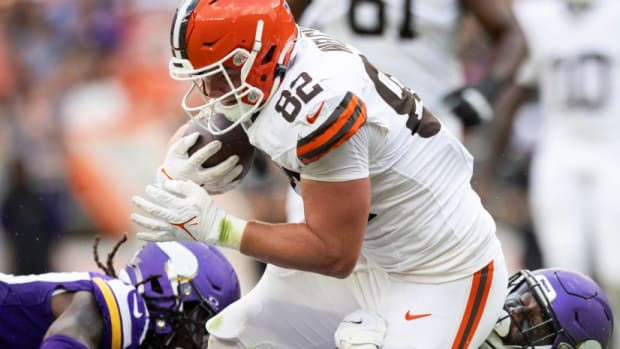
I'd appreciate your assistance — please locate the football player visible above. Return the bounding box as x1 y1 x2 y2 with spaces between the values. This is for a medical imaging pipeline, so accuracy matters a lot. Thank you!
288 0 527 136
486 0 620 346
481 268 614 349
0 238 240 349
282 0 529 224
131 0 509 347
334 268 614 349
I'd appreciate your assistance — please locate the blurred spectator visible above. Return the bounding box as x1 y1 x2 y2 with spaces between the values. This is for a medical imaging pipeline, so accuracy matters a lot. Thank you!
1 158 54 274
0 0 160 271
0 0 107 273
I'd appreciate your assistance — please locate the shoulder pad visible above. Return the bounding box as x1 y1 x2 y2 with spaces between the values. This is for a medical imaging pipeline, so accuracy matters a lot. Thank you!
297 91 367 164
91 275 149 349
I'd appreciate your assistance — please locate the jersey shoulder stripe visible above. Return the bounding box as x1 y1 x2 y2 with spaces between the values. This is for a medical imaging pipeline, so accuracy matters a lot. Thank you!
91 274 148 349
92 276 123 349
297 91 367 164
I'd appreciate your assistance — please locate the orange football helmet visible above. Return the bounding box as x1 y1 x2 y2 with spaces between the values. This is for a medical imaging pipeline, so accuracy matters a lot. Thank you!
169 0 298 134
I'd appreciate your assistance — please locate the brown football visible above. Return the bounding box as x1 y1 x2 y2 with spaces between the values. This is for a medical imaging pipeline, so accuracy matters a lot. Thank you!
184 114 256 181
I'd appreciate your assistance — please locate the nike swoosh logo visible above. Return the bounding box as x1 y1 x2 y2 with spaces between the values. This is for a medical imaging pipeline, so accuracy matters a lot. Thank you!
404 311 431 321
132 294 143 318
171 216 199 241
306 101 325 124
345 319 363 324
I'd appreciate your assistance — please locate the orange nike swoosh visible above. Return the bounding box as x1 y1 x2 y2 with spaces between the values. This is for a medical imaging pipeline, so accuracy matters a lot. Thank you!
306 101 325 124
171 216 198 241
404 311 432 321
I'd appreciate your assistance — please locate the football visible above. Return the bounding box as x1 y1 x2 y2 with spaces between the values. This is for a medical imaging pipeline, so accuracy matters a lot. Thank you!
184 114 256 181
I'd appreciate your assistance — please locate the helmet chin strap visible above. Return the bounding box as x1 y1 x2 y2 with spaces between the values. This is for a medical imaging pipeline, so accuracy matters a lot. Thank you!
482 308 555 349
213 102 244 122
480 310 513 349
495 310 511 337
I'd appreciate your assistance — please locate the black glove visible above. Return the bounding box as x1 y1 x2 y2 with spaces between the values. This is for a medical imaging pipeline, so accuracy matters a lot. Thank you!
443 77 502 128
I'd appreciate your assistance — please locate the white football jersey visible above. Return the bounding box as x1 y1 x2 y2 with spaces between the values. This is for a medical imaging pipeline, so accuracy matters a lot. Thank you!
244 28 499 283
298 0 464 117
514 0 620 145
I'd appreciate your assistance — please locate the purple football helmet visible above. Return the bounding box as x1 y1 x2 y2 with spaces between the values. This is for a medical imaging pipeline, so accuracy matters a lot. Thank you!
483 268 614 349
120 241 240 349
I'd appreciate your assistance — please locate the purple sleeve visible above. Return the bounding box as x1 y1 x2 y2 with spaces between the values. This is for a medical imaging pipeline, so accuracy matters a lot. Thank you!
40 334 89 349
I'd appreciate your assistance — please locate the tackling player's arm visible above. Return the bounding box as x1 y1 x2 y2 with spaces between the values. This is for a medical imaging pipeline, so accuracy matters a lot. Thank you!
44 291 104 349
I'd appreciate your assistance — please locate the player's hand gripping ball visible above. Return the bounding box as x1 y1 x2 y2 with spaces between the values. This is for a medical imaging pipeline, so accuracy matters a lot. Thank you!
158 113 256 195
184 114 256 182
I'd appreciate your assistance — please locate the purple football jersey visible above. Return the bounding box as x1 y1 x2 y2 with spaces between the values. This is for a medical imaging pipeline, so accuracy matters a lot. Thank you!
0 271 148 349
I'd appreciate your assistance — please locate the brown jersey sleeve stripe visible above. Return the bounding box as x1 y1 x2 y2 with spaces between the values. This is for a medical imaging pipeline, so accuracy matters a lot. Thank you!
451 261 495 349
297 92 367 164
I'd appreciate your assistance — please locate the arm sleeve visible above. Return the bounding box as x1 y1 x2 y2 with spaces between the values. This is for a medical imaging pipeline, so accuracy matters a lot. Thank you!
40 334 89 349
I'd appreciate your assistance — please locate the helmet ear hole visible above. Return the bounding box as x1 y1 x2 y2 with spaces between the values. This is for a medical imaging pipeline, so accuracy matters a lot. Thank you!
260 45 277 65
150 277 164 294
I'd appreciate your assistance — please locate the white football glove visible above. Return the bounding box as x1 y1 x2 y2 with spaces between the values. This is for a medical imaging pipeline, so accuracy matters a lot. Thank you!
131 179 247 249
157 132 243 195
334 310 387 349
